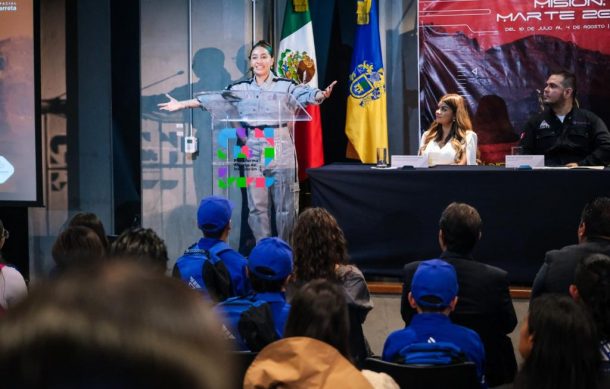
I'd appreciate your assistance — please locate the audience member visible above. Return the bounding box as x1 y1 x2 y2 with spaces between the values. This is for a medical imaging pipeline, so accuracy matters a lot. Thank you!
531 197 610 298
217 237 292 351
290 207 373 364
244 279 397 389
68 212 110 251
0 261 232 389
173 196 249 301
514 294 600 389
400 202 516 387
110 227 169 273
51 225 105 275
0 219 27 312
570 254 610 373
386 259 486 388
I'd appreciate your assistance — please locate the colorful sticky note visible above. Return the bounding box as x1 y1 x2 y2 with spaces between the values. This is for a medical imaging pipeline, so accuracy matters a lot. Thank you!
264 147 275 158
255 128 265 138
217 166 228 178
217 149 227 159
237 177 247 188
255 177 266 188
217 128 237 148
265 177 275 187
264 128 274 138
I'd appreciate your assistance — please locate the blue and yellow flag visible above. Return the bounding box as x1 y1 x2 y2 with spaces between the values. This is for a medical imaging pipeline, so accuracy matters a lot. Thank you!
345 0 388 163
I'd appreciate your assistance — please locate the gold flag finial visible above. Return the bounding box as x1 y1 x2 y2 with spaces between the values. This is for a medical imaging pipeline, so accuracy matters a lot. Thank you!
356 0 372 25
292 0 308 12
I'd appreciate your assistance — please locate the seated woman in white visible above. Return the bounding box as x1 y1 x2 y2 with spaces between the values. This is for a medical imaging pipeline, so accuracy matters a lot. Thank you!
419 93 478 166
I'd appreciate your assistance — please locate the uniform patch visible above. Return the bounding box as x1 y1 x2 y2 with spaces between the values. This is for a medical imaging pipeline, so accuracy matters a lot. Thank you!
538 120 550 129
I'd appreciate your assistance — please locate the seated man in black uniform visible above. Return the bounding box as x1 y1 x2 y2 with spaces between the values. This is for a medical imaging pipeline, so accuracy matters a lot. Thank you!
401 202 517 387
519 70 610 166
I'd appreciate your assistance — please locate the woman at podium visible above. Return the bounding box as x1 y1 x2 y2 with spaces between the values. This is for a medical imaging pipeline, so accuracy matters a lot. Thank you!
159 40 336 243
419 94 478 166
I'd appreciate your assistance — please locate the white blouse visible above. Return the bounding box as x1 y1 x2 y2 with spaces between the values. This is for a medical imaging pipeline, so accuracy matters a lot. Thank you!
419 130 478 166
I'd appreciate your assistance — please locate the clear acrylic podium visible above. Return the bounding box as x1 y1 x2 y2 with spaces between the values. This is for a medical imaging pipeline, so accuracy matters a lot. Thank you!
196 90 312 244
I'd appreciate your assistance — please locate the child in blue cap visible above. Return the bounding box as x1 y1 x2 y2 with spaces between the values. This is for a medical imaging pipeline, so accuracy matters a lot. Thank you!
173 196 249 301
382 259 487 388
216 237 292 351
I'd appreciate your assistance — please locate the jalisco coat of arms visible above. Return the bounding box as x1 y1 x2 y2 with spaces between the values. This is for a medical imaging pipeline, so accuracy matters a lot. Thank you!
349 61 385 107
278 49 316 84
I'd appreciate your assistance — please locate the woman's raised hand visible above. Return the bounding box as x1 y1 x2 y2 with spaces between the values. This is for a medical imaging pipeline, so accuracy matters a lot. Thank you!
322 80 337 98
157 94 183 112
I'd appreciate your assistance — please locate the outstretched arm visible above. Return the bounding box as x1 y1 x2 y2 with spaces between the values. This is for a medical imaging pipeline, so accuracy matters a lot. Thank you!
157 94 201 112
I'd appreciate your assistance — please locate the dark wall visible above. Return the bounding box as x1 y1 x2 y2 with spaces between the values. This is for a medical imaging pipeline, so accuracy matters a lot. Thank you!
111 0 141 233
66 0 141 235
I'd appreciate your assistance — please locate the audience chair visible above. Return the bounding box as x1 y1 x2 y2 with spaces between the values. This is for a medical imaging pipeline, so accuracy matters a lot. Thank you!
231 350 258 389
362 357 479 389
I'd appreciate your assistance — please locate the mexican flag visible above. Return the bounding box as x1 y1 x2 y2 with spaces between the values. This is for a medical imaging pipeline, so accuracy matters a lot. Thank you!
277 0 324 181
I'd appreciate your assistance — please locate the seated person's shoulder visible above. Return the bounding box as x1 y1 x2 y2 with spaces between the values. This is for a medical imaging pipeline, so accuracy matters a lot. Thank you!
544 242 585 262
403 260 422 274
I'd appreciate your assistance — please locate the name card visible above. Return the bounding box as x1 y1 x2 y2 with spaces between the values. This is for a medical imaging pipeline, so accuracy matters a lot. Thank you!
505 155 545 168
391 155 429 168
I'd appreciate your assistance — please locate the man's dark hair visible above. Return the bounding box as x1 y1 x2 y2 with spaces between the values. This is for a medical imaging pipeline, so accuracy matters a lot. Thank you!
580 197 610 238
248 271 286 293
574 253 610 341
110 227 169 273
68 212 109 250
549 69 577 100
52 226 105 272
202 226 227 240
439 202 482 255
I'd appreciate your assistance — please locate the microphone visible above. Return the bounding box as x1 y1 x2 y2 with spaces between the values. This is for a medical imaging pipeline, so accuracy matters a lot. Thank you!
141 70 185 91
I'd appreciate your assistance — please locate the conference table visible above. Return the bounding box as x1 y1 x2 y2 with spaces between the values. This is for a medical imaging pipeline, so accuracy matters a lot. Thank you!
308 163 610 285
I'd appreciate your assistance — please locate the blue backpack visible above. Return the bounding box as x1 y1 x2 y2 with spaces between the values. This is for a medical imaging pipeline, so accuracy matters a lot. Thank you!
173 241 233 302
398 341 468 365
219 295 279 352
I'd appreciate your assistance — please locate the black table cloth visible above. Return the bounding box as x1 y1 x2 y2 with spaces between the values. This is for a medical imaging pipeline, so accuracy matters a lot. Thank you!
308 163 610 284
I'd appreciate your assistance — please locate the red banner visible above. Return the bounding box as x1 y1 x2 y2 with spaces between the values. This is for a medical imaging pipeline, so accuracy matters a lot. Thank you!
419 0 610 163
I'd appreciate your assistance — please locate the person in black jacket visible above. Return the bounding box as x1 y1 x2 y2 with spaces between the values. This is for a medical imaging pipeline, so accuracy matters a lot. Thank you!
519 69 610 166
531 197 610 299
400 202 517 387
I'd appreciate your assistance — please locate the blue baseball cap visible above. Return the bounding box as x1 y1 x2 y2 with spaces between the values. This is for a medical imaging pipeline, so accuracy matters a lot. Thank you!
197 196 233 234
248 237 293 281
411 259 458 308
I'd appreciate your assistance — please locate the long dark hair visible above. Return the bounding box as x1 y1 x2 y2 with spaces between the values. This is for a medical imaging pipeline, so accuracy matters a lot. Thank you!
291 207 348 282
284 279 350 359
515 294 600 389
575 253 610 341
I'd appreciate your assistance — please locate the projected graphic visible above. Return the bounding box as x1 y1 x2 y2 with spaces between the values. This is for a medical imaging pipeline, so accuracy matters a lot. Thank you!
0 0 39 203
419 0 610 164
215 127 275 189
